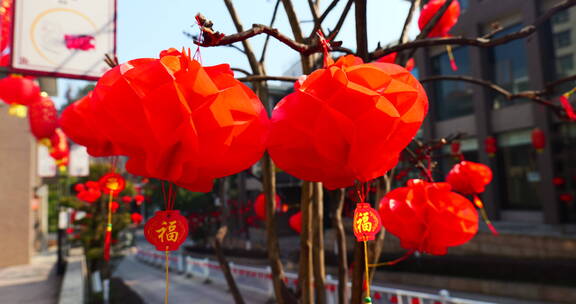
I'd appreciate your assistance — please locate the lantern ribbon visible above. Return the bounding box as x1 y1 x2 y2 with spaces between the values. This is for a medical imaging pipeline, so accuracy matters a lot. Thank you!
316 30 334 67
368 250 415 267
103 158 119 262
559 87 576 121
363 238 372 304
446 45 458 71
473 195 498 235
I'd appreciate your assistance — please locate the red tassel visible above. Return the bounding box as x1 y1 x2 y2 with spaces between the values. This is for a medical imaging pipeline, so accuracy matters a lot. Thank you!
559 95 576 121
449 58 458 71
104 228 112 261
474 196 498 236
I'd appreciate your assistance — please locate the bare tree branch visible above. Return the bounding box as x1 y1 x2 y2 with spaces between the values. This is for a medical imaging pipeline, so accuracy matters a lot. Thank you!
237 75 298 82
231 67 252 76
354 0 368 61
222 0 261 74
260 0 282 63
398 0 421 45
310 0 340 38
327 0 354 41
307 0 322 31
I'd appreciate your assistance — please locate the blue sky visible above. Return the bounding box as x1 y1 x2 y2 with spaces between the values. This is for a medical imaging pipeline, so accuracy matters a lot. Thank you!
54 0 419 107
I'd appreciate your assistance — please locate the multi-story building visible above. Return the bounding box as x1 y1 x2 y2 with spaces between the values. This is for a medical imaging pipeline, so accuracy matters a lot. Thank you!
415 0 576 226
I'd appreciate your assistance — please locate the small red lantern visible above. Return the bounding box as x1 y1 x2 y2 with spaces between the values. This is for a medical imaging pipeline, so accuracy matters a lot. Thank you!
76 181 102 203
131 212 143 225
531 128 546 153
254 193 281 220
99 173 126 195
144 210 189 251
446 161 492 195
379 179 478 255
484 136 497 157
289 211 302 234
560 193 574 204
0 75 40 106
122 195 132 204
28 94 58 142
418 0 461 38
110 201 119 213
375 52 415 71
451 141 461 156
134 194 145 205
352 203 382 242
553 177 566 186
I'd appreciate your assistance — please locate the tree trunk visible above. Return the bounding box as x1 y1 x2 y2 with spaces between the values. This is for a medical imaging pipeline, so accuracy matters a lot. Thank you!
333 189 348 304
298 181 314 303
313 182 326 304
213 226 245 304
369 176 392 283
350 242 364 304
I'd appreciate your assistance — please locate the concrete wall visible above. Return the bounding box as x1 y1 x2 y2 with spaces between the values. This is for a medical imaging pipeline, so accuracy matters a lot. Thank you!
0 105 37 267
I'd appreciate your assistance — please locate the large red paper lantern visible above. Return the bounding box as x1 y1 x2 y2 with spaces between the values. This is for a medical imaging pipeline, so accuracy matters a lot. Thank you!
60 48 269 192
289 211 302 234
531 128 545 152
376 52 415 71
379 179 478 255
446 161 492 195
352 203 382 242
418 0 461 38
28 94 58 141
144 210 189 251
268 55 428 189
254 193 281 220
0 75 40 106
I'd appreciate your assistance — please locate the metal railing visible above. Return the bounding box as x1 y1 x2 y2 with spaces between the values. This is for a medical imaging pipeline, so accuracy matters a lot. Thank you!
135 247 496 304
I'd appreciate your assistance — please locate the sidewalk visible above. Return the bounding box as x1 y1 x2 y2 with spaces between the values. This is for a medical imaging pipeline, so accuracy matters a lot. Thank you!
0 249 61 304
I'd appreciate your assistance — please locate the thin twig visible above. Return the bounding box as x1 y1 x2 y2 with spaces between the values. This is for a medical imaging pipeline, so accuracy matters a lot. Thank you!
231 67 252 76
260 0 282 63
237 75 299 82
398 0 421 45
310 0 340 38
327 0 353 41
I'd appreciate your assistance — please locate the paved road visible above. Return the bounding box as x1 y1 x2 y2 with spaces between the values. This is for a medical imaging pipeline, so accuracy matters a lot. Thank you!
116 254 271 304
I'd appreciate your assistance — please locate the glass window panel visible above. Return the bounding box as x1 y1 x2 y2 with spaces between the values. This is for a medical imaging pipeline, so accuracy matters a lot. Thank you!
547 2 576 91
431 47 474 121
488 24 530 109
497 130 542 210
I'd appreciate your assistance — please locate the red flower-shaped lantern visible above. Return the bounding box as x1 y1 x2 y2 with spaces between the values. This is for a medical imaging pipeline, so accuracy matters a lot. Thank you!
268 55 428 189
531 128 545 152
288 211 302 234
353 202 382 242
254 193 281 220
28 94 58 142
376 52 415 71
418 0 461 38
0 75 40 106
144 210 189 251
379 179 478 255
60 48 269 192
446 161 492 195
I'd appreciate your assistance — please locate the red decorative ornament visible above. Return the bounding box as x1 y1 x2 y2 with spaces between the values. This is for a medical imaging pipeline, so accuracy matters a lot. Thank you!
49 129 70 170
559 95 576 121
131 212 143 225
484 136 497 157
254 193 281 220
553 177 566 186
122 195 132 204
144 210 189 251
110 201 119 213
28 94 58 141
0 75 40 106
289 211 302 234
352 203 382 242
379 179 478 255
0 0 13 66
531 128 545 152
375 52 415 71
99 173 126 195
560 193 574 204
446 161 492 195
268 55 428 189
451 141 461 156
76 181 102 203
134 194 145 205
418 0 461 38
60 48 269 192
373 292 381 300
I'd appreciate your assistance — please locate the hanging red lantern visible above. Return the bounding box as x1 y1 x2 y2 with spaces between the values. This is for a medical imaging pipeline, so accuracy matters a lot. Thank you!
28 94 58 142
254 193 281 220
560 193 574 204
451 141 461 156
446 161 492 195
76 181 102 203
60 48 269 192
134 194 145 205
268 55 428 189
110 201 120 213
531 128 546 152
418 0 461 38
484 136 497 157
289 211 302 234
144 210 189 251
379 179 478 255
122 195 132 204
49 129 70 171
553 177 566 186
131 212 143 225
99 173 126 196
375 52 415 71
353 202 382 242
0 75 40 106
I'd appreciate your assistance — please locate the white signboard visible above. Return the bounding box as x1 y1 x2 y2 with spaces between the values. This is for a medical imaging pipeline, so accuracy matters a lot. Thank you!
69 144 89 176
37 144 56 177
12 0 116 79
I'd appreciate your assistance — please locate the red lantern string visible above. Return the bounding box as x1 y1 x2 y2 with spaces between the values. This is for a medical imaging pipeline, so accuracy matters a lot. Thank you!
103 156 121 262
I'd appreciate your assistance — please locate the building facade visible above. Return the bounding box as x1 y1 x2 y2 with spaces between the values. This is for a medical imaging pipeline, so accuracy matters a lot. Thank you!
415 0 576 225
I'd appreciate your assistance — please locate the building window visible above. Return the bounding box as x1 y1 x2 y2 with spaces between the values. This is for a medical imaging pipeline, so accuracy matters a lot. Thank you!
554 30 571 48
488 23 529 109
497 130 542 210
554 123 576 223
431 47 474 121
552 9 569 24
556 54 574 78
